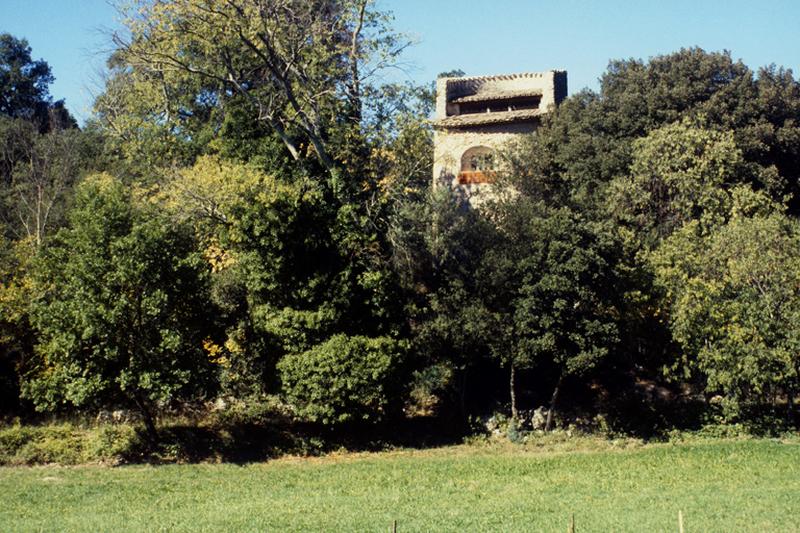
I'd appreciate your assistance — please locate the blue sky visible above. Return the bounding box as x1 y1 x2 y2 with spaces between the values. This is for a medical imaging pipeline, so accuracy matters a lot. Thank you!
2 0 799 123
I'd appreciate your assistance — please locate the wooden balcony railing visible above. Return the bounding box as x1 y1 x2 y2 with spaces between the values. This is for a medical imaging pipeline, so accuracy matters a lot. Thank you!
458 170 496 184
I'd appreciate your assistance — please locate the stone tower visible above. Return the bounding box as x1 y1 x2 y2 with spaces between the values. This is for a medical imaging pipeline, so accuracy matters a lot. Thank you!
433 70 567 202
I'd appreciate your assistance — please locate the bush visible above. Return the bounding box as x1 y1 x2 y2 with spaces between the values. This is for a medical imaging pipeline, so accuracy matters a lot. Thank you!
0 423 37 461
0 422 139 465
278 334 407 425
84 425 140 462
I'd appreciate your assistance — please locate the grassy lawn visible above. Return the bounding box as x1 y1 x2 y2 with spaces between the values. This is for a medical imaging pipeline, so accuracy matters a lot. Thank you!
1 437 799 532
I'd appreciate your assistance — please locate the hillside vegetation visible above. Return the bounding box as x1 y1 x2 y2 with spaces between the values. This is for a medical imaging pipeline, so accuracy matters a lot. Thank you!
3 2 800 450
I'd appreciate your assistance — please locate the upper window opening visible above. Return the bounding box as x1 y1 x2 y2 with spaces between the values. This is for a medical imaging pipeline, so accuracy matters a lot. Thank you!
459 96 541 115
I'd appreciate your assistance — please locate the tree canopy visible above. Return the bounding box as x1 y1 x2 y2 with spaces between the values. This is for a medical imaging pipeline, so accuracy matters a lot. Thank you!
4 17 800 443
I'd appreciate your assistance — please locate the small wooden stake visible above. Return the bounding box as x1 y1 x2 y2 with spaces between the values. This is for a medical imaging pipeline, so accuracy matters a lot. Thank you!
568 513 575 533
678 510 684 533
390 519 397 533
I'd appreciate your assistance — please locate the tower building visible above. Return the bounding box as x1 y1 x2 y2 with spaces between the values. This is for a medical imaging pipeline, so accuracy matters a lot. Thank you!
433 70 567 202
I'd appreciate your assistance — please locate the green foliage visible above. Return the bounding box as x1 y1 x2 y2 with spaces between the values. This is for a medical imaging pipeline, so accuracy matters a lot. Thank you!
388 186 495 413
0 33 52 116
390 185 490 291
0 115 36 187
390 181 621 422
104 0 409 178
0 423 82 464
480 197 620 377
519 48 800 212
0 114 107 415
209 98 301 177
165 157 344 392
1 122 98 245
278 334 407 424
609 119 744 245
476 194 620 422
652 210 800 418
0 421 139 465
24 174 215 420
166 153 410 402
369 102 434 204
0 236 35 413
501 49 800 428
6 19 800 436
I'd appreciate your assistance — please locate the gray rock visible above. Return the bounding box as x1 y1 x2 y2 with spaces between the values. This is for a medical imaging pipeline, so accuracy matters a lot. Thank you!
531 407 547 430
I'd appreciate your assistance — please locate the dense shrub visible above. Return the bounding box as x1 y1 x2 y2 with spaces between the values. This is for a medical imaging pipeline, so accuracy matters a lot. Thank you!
278 335 407 425
0 422 140 465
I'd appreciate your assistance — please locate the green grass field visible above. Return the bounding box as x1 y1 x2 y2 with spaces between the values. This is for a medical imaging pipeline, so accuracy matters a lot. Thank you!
1 438 799 532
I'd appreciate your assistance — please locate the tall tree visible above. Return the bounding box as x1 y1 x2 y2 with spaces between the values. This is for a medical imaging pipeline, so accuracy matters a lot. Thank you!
652 207 800 421
104 0 408 175
162 156 408 396
518 49 800 213
608 119 745 247
479 197 620 425
25 174 215 439
1 125 95 247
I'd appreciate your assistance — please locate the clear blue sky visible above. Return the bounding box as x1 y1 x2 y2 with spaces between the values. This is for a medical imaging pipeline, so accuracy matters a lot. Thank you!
2 0 799 123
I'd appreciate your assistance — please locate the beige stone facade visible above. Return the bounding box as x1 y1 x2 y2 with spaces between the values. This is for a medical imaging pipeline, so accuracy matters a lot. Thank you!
433 71 567 204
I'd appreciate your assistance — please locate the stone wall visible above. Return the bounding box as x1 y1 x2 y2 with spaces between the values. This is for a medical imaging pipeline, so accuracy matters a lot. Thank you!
433 122 536 202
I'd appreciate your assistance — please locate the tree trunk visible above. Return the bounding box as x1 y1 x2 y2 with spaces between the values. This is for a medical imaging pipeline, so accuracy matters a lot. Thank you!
509 363 518 421
458 367 469 426
347 0 367 125
545 375 564 432
133 392 159 445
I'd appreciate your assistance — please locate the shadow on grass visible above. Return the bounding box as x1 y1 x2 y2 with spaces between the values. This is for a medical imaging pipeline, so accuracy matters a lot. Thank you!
120 389 800 464
123 415 469 465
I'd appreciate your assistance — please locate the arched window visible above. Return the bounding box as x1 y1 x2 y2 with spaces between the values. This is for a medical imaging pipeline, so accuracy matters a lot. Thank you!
459 146 496 184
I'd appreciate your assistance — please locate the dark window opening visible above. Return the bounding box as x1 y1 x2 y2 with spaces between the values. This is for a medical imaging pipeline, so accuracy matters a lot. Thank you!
459 96 541 115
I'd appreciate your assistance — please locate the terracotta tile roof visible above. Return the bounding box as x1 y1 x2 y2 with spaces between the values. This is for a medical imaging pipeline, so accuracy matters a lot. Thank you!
450 89 543 104
440 71 565 84
434 109 542 128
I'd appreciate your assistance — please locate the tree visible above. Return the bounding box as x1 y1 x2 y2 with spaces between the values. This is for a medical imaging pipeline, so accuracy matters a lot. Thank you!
389 182 620 426
0 125 96 247
388 186 495 419
162 156 408 398
0 120 96 415
0 116 36 188
362 81 434 205
0 234 35 414
478 197 620 426
517 49 800 214
25 174 215 439
0 34 52 123
652 207 800 421
166 156 340 359
608 119 744 247
502 51 800 424
106 0 408 175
